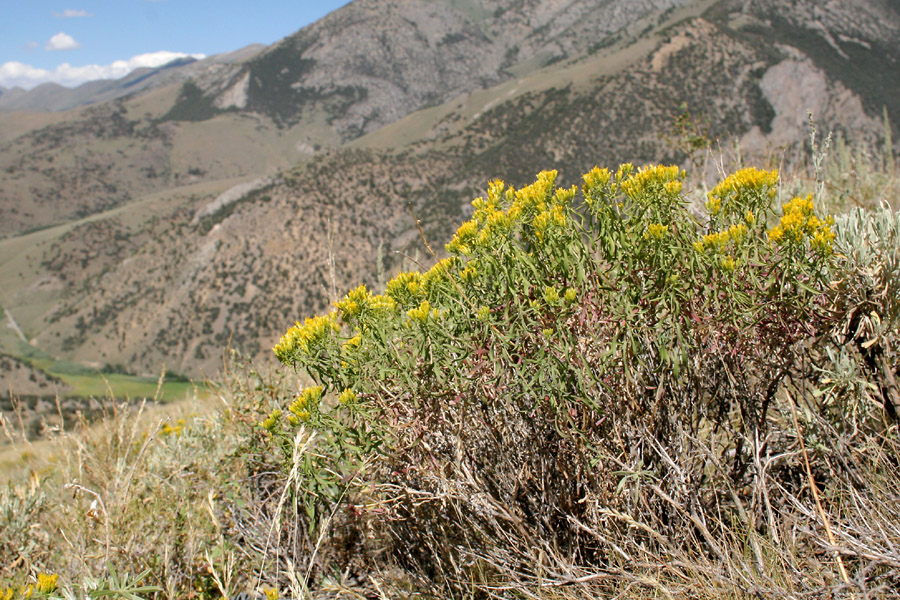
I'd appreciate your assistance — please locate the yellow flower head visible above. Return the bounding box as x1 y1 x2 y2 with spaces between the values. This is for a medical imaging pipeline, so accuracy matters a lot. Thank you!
260 409 282 431
273 312 340 364
342 333 363 353
543 286 560 305
335 285 370 321
768 194 834 255
446 219 479 255
386 271 424 307
532 206 566 241
644 223 669 241
288 386 323 423
620 164 681 201
460 264 478 283
707 167 778 218
37 574 59 594
696 230 729 253
509 170 559 223
664 180 683 197
727 223 747 244
422 257 457 295
407 300 432 324
582 166 612 195
615 163 634 182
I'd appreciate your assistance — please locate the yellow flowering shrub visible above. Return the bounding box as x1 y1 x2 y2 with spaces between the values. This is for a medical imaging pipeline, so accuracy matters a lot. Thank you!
264 164 853 588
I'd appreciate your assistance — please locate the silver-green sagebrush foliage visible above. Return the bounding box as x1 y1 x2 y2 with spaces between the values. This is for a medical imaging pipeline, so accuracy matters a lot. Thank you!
258 164 900 596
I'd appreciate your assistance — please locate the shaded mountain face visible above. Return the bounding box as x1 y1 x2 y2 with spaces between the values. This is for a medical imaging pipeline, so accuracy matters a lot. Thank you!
0 0 898 378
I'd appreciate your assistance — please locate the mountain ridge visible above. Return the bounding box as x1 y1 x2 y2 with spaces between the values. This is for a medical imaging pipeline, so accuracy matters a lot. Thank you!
0 45 266 113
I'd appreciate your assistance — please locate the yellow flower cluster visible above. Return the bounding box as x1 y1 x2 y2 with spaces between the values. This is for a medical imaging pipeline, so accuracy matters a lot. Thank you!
564 288 577 303
767 194 835 254
339 388 357 404
406 300 430 323
509 172 572 242
694 223 747 253
37 574 58 594
2 586 29 599
273 312 340 363
582 166 612 206
342 333 362 353
383 258 459 312
385 271 423 307
446 219 479 255
644 223 669 241
706 167 778 218
422 256 457 295
161 418 186 437
616 163 635 182
447 179 516 254
260 409 281 431
288 386 323 425
334 285 398 325
459 263 478 282
532 205 566 241
476 305 491 321
543 286 560 305
620 165 683 202
335 285 369 320
446 170 575 255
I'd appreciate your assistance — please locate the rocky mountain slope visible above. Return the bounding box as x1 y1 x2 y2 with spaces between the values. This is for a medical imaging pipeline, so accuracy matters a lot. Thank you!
0 0 897 380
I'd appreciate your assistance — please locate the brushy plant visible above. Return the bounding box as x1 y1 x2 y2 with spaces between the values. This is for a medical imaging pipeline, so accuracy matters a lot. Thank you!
0 377 270 600
262 163 900 596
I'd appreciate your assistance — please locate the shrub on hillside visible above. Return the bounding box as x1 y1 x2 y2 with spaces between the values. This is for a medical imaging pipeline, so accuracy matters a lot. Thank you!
260 165 899 596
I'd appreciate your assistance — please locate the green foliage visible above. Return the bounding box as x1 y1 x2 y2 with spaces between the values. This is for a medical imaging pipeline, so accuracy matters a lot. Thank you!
266 163 856 588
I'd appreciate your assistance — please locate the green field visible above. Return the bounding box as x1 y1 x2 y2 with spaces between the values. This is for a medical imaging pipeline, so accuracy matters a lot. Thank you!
2 334 206 402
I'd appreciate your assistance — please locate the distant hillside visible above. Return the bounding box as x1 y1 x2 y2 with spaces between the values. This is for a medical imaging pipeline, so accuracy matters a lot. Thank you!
0 0 897 379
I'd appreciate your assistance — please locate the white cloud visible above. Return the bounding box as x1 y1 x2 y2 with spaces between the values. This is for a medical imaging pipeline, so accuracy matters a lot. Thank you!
53 9 92 18
45 32 81 51
0 51 206 89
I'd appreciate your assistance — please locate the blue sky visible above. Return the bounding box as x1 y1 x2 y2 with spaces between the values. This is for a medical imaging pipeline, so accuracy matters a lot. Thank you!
0 0 353 89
